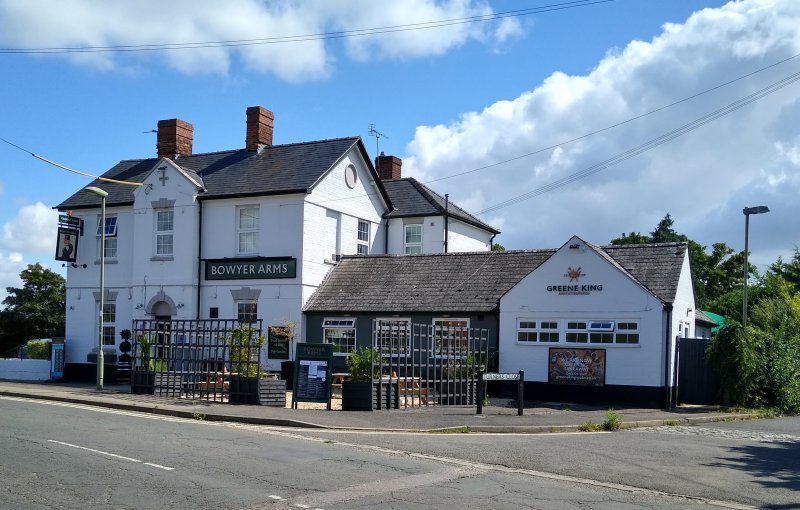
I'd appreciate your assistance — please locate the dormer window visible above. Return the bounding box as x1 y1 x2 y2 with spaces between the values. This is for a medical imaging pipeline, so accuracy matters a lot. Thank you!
404 224 422 254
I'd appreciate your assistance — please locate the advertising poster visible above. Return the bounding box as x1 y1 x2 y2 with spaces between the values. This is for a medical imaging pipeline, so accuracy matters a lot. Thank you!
548 348 606 386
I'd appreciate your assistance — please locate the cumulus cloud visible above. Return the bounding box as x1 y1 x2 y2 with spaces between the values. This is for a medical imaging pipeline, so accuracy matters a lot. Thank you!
0 0 519 81
403 0 800 263
1 202 59 253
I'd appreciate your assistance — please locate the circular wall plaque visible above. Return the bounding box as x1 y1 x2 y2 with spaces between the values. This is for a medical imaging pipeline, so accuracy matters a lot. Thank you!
345 164 357 188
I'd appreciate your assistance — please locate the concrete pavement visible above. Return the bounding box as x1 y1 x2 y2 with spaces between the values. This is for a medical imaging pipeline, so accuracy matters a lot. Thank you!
0 380 759 433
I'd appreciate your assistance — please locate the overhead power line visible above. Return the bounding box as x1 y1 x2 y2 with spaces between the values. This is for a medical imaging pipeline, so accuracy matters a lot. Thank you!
476 68 800 215
0 1 611 54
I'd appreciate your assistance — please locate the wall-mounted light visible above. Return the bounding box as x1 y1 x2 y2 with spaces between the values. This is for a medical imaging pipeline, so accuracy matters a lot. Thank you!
177 303 185 308
135 304 144 309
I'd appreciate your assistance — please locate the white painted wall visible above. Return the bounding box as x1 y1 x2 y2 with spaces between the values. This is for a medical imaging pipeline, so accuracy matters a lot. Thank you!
0 359 51 381
447 219 492 252
499 237 670 387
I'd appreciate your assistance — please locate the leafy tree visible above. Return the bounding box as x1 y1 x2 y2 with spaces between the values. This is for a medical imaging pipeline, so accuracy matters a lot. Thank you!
609 231 652 246
0 264 65 355
649 213 688 243
491 243 506 252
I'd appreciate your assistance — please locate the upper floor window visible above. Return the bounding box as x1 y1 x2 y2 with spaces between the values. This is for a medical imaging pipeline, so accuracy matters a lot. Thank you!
237 206 259 255
96 215 118 259
404 224 422 254
155 209 174 256
357 220 370 255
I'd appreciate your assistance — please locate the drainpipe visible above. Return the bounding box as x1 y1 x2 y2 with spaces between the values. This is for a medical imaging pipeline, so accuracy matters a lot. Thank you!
384 219 389 254
196 199 203 320
490 232 497 251
663 303 673 409
443 194 449 253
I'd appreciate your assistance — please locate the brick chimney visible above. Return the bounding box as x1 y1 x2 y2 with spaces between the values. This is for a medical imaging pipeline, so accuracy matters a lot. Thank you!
375 153 402 180
157 119 193 159
246 106 274 151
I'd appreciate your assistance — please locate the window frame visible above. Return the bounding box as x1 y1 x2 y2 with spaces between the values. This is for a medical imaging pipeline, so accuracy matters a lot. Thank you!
101 302 116 346
373 318 411 354
615 321 640 345
357 219 370 255
236 205 260 255
403 224 423 254
154 208 174 256
237 301 258 324
96 215 118 259
516 319 560 344
323 318 357 356
433 318 471 356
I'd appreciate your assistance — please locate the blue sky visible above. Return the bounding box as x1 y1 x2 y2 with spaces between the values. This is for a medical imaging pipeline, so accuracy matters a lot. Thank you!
1 0 797 300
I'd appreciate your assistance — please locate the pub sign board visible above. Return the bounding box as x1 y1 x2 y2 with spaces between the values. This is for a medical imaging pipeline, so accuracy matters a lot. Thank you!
205 257 297 280
267 326 290 360
292 343 333 409
548 348 606 386
55 227 79 263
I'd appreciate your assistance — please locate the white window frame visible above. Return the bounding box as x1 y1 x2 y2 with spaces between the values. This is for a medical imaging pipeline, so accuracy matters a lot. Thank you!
323 318 357 355
237 301 258 324
615 321 640 345
154 208 174 256
96 215 118 259
374 318 411 354
565 321 588 344
404 224 422 254
236 205 259 255
357 219 370 255
516 319 560 344
101 302 116 346
433 318 470 355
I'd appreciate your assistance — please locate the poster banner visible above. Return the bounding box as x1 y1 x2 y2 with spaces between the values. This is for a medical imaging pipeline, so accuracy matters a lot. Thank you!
548 348 606 386
55 227 79 263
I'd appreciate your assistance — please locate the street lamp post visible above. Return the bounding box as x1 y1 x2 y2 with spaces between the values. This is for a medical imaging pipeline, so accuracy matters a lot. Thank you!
86 186 109 390
742 205 769 328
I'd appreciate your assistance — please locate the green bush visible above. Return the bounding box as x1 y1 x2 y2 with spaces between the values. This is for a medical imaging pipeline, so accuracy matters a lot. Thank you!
346 347 383 381
26 340 50 360
578 421 602 432
708 296 800 413
225 325 266 378
137 334 153 370
603 409 623 431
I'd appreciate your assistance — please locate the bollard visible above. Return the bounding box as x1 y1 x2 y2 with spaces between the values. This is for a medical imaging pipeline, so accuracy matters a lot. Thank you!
518 370 524 416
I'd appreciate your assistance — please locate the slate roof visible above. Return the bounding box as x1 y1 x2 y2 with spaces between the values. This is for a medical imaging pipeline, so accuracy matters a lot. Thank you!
304 250 554 313
382 178 499 234
695 309 719 327
57 137 390 210
304 242 689 313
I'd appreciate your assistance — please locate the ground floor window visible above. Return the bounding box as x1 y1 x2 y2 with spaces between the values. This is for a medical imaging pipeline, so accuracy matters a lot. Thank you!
237 302 258 324
516 319 560 343
323 318 356 355
562 320 640 345
374 319 411 353
101 303 116 346
433 318 470 355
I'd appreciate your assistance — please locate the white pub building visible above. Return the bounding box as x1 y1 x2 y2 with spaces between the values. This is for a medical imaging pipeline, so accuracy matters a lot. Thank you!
56 106 498 375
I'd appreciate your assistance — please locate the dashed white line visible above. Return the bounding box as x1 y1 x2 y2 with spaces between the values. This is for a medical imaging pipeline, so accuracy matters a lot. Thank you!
47 439 174 471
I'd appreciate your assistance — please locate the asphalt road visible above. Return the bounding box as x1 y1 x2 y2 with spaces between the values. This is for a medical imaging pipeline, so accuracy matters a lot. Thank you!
2 395 796 509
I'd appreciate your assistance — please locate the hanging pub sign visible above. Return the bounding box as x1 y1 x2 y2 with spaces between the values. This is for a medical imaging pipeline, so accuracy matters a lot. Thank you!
55 227 79 263
292 343 333 410
205 257 297 280
548 348 606 386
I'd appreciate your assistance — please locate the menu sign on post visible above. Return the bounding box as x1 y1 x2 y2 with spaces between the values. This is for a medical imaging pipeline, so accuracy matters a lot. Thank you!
292 343 333 410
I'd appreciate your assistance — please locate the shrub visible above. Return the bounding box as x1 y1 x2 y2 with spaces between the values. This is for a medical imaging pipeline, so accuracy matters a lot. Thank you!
137 334 153 370
225 325 266 378
578 421 602 432
603 409 623 431
26 339 50 360
346 347 384 381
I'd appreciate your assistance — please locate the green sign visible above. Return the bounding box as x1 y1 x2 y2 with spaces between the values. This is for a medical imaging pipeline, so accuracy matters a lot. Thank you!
205 258 296 280
267 327 290 360
292 343 333 409
58 214 81 227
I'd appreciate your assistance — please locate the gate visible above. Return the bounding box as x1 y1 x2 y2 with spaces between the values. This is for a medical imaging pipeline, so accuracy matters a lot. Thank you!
677 337 721 405
373 321 489 408
131 319 263 402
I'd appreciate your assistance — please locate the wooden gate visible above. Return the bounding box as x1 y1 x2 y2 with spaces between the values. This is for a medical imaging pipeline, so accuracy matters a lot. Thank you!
677 337 721 405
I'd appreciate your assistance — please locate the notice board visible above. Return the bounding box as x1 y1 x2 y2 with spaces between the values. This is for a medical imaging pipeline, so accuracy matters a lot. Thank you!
292 343 333 409
548 348 606 386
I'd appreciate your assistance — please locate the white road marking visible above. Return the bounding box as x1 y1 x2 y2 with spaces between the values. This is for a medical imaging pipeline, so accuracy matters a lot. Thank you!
46 439 174 471
268 495 283 500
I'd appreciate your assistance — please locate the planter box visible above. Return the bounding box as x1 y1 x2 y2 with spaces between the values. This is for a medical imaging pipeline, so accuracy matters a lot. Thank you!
342 380 400 411
230 376 286 406
131 371 155 394
256 378 287 407
280 361 295 391
154 371 181 396
229 375 258 404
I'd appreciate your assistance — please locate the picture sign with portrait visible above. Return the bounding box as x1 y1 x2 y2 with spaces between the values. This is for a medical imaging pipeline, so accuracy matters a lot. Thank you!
55 227 79 263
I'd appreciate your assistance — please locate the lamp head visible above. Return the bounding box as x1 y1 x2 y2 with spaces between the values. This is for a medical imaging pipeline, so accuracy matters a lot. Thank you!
743 205 769 215
85 186 109 198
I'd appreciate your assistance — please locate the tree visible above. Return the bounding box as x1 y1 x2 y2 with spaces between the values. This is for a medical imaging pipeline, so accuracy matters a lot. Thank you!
491 243 506 252
0 263 65 355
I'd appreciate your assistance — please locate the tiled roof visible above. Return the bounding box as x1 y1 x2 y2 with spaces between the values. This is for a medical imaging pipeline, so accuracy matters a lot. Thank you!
303 250 554 313
304 242 689 313
382 178 499 234
57 137 388 209
695 309 719 326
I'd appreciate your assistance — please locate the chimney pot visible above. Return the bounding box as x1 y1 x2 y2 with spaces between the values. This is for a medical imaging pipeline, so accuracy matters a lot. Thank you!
157 119 193 159
375 154 402 180
246 106 274 151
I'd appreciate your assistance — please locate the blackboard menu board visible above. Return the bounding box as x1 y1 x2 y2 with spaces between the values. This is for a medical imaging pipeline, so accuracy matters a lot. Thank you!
292 343 333 409
267 327 290 360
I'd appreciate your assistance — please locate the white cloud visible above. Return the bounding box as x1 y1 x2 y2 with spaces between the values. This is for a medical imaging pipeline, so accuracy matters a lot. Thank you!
0 0 519 81
403 0 800 260
0 251 25 304
1 202 59 253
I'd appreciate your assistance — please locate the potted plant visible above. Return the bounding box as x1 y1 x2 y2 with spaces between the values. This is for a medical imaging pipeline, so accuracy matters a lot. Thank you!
342 347 397 411
226 324 266 404
117 329 133 384
131 334 155 394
